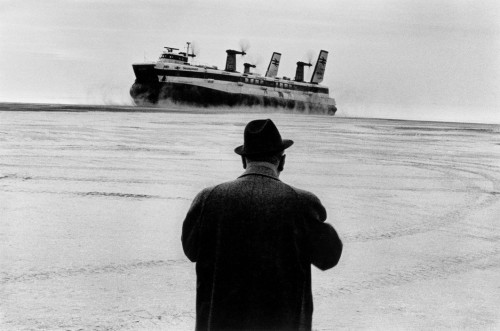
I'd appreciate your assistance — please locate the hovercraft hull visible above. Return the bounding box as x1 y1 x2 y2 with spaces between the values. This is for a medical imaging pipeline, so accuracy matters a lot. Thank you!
130 46 337 115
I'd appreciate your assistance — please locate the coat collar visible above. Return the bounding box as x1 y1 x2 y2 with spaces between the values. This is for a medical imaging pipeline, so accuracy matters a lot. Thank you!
238 163 281 181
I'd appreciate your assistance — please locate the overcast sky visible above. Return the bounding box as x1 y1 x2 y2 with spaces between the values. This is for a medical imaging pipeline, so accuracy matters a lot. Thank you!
1 0 499 122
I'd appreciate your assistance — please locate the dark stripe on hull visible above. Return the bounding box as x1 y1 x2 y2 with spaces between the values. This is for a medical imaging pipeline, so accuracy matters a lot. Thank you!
156 69 330 94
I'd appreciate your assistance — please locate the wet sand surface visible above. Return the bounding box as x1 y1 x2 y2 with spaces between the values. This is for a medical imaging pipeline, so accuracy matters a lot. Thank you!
1 105 499 330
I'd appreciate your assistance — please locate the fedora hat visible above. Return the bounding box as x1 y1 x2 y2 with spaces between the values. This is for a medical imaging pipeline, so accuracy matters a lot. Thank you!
234 119 294 156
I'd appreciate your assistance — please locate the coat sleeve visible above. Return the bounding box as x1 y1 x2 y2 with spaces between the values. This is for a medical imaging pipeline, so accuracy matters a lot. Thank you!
181 188 212 262
300 191 343 271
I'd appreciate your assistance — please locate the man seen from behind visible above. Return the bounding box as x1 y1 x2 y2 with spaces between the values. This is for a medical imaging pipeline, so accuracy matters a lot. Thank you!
182 119 343 330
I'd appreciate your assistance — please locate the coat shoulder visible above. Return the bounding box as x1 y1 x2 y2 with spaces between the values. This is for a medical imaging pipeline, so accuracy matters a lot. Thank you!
192 185 217 203
287 185 323 208
286 185 327 222
193 179 241 204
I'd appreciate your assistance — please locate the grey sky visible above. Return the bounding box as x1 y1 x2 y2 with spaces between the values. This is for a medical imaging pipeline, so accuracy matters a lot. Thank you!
1 0 499 122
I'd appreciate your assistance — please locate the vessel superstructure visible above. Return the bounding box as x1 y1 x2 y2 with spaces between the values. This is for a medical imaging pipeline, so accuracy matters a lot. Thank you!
130 42 337 114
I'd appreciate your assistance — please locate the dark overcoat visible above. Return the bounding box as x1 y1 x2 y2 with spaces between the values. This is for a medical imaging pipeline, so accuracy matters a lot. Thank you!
182 165 343 331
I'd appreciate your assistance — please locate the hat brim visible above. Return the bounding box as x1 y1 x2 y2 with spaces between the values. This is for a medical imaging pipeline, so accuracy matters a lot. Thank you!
234 139 294 156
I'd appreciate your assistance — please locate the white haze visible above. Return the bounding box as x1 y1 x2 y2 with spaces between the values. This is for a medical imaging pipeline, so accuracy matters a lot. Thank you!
0 0 499 123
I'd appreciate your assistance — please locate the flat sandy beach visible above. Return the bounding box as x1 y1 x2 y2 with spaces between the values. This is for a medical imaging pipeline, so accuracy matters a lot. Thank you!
1 105 499 330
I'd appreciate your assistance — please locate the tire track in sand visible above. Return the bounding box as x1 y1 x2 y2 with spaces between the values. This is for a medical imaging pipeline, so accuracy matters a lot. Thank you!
315 246 500 297
0 259 190 285
341 158 500 243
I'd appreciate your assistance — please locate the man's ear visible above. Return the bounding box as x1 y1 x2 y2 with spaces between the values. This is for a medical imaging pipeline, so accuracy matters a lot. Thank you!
278 154 286 172
241 156 247 169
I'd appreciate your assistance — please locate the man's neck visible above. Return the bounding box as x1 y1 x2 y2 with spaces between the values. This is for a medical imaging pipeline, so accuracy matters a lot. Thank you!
245 162 280 178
